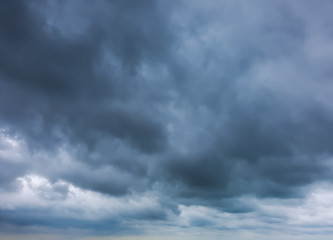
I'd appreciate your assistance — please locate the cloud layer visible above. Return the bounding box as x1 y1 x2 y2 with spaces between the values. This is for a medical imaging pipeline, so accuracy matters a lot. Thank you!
1 0 333 239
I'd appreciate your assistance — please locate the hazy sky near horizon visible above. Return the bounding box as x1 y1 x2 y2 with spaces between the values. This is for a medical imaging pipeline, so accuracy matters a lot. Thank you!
1 0 333 239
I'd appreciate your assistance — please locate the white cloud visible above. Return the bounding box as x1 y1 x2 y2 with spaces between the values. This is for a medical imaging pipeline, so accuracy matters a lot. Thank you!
0 174 164 221
0 129 29 164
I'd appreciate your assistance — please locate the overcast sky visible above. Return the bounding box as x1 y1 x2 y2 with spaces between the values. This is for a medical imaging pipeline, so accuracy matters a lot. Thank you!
1 0 333 239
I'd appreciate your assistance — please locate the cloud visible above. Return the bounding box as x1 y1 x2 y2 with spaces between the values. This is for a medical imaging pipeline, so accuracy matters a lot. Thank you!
0 0 172 154
0 174 168 232
1 0 333 238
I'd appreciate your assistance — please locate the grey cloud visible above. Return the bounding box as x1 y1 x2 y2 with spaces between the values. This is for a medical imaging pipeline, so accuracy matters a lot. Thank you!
0 0 172 155
0 161 27 191
1 0 333 234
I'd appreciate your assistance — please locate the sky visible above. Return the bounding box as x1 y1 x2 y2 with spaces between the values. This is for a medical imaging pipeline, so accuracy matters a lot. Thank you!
1 0 333 239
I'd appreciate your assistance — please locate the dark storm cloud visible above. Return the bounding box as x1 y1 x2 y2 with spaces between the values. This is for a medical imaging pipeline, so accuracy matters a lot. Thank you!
0 209 124 234
0 0 172 154
157 0 333 201
0 206 166 233
0 0 176 199
1 0 333 233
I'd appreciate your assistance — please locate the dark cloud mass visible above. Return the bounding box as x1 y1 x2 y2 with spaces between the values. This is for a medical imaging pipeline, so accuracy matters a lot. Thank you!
1 0 333 238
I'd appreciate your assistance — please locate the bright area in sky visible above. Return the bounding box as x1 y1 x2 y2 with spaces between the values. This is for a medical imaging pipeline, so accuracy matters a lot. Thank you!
1 131 333 239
